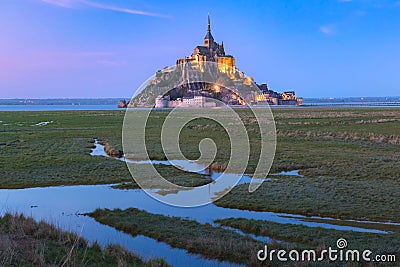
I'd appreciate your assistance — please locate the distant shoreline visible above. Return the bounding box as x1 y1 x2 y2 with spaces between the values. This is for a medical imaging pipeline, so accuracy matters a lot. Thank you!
0 96 399 111
1 104 400 112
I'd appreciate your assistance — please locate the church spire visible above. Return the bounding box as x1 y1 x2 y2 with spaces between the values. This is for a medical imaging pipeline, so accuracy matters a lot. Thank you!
204 13 214 43
208 12 211 32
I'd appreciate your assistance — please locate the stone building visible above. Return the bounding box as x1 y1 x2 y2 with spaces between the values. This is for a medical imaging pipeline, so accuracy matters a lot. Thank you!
128 14 302 108
176 14 236 75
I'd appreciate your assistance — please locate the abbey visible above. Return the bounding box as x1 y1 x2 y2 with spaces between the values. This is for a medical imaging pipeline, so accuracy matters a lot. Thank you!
176 14 236 73
123 14 302 108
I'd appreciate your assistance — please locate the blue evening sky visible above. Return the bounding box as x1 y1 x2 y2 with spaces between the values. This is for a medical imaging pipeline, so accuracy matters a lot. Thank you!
0 0 399 98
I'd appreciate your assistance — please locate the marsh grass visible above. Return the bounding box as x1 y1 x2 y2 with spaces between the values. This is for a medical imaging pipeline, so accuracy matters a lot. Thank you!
0 213 170 266
214 176 400 222
0 111 131 188
1 108 399 224
87 208 273 266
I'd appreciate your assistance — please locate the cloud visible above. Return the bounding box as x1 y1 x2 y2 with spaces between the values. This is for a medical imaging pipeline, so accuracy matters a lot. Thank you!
40 0 169 18
319 25 335 35
81 0 170 18
40 0 76 8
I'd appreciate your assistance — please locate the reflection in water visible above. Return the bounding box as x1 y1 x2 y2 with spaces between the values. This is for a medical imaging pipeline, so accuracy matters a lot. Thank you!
273 170 303 176
0 185 242 267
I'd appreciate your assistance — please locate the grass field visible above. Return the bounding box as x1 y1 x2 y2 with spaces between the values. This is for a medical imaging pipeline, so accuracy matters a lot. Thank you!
1 108 399 266
213 175 400 222
0 111 128 188
1 108 398 222
0 110 211 189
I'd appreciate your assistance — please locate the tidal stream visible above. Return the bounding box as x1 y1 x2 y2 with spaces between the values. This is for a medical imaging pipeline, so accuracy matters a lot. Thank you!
0 140 395 267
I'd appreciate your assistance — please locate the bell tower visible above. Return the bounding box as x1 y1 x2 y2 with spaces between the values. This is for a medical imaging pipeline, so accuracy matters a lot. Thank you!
204 13 214 48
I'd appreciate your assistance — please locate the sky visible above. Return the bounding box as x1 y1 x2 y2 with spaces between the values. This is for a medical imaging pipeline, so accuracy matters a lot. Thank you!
0 0 399 98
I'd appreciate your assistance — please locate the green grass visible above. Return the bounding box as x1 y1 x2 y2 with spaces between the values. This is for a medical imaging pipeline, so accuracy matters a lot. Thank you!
213 175 400 222
0 110 130 188
0 213 170 267
1 108 400 266
1 108 399 223
0 110 211 189
142 108 400 178
87 208 269 266
88 208 400 266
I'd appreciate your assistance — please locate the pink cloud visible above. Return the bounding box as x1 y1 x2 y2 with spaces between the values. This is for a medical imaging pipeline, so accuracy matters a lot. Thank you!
40 0 77 8
39 0 170 18
81 0 170 18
